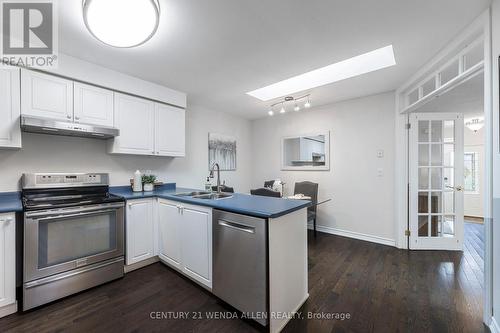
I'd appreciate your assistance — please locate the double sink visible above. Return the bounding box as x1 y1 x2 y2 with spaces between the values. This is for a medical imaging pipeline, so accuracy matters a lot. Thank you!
175 191 233 200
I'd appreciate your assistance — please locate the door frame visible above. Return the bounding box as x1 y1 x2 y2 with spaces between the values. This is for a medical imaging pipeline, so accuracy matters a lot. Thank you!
394 9 492 325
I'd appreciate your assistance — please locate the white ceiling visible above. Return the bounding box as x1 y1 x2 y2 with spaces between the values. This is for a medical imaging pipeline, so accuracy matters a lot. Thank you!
59 0 490 119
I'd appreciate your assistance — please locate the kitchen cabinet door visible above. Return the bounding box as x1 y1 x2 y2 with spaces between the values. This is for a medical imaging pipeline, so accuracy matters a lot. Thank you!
0 67 21 148
74 82 114 127
0 213 16 317
181 204 212 288
154 103 185 157
21 69 73 121
126 199 155 265
108 93 155 155
157 199 182 270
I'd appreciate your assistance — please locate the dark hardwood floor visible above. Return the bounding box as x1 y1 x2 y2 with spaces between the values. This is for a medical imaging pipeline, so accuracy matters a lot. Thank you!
0 228 487 333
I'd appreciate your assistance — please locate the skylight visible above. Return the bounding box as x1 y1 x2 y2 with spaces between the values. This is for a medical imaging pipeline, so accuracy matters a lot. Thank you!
246 45 396 101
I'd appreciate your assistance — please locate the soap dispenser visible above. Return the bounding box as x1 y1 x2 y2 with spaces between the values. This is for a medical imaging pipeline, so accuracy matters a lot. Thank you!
205 177 212 192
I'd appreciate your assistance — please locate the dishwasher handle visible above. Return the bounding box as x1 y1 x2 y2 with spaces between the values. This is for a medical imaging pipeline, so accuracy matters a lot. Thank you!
218 219 255 234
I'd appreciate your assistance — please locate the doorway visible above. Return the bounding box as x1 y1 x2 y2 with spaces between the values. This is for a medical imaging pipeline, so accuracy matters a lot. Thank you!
411 73 485 253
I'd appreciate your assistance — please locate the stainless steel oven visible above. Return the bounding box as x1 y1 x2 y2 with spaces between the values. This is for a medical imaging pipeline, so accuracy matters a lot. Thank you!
24 203 124 282
22 173 125 310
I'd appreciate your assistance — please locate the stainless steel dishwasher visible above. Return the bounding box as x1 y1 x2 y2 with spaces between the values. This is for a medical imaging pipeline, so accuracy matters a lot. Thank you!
212 209 268 326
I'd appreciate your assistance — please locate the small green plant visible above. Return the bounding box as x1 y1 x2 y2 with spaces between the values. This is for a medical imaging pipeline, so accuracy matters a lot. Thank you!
142 174 157 184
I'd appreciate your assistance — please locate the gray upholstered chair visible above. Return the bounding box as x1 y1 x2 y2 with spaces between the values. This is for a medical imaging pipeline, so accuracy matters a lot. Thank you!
250 188 281 198
294 181 319 237
264 180 275 188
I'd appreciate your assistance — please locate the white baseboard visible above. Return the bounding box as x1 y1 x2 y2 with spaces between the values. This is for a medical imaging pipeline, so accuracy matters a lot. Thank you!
308 223 396 247
490 317 500 333
124 256 159 273
0 301 17 318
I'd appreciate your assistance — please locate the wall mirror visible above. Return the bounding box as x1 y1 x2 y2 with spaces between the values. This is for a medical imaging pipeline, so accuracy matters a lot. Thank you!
281 131 330 171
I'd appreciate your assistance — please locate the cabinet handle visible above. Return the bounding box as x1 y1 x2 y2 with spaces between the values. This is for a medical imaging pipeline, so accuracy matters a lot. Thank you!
75 116 80 120
66 115 71 119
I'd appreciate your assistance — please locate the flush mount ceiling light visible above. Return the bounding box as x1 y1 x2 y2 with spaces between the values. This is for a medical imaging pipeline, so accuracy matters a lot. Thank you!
247 45 396 101
83 0 160 48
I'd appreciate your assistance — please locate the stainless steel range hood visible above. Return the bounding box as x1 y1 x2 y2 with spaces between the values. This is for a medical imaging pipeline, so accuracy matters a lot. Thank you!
21 115 119 139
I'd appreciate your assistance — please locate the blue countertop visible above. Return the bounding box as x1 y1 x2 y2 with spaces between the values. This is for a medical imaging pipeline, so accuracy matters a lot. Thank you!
0 192 22 213
110 184 310 219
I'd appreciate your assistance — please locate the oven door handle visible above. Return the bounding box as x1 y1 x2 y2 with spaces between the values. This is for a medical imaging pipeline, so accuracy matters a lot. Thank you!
25 203 124 218
34 209 120 221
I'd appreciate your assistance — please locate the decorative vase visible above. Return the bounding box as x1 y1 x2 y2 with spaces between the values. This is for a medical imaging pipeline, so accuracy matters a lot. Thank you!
143 183 154 192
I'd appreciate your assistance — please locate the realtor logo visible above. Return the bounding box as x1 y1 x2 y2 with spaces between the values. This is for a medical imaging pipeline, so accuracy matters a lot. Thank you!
1 0 58 68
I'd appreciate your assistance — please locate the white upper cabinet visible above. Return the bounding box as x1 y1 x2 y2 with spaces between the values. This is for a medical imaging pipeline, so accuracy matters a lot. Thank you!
73 82 114 127
157 199 182 269
0 66 21 149
109 93 155 155
126 199 155 266
21 69 73 121
155 103 185 157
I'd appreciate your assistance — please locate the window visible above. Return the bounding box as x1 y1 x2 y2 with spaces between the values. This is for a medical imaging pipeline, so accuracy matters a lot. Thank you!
464 152 479 192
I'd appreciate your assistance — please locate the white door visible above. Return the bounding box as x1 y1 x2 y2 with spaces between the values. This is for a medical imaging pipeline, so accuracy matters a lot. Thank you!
21 69 73 121
157 199 182 269
126 199 155 265
109 93 155 155
154 103 185 156
181 204 212 288
409 113 464 250
0 67 21 148
73 82 114 127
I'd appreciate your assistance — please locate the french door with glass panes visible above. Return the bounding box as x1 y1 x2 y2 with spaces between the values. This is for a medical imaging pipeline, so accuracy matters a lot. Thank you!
409 113 464 250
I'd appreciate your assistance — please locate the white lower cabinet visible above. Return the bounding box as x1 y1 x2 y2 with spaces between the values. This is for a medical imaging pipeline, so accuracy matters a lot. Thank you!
157 199 182 270
157 199 212 289
126 199 155 265
126 198 212 288
0 213 16 317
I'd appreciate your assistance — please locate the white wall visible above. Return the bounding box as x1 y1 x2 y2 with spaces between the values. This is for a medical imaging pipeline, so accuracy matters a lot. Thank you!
0 104 252 193
251 92 396 245
464 126 485 217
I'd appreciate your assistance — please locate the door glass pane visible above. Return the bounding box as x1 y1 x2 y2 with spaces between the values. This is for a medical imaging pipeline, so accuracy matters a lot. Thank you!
431 120 442 142
442 216 455 237
419 168 429 190
430 192 442 214
38 212 117 269
443 120 454 142
443 191 454 214
430 216 441 237
431 168 442 190
418 192 429 213
418 144 429 166
418 216 429 236
431 144 442 166
418 120 429 142
443 144 454 166
444 168 454 189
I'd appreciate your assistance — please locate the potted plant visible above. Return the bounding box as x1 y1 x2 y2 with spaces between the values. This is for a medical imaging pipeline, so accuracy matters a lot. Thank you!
142 174 157 192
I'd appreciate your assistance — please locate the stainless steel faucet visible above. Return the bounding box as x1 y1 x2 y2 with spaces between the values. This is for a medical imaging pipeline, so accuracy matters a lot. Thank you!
209 162 221 193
